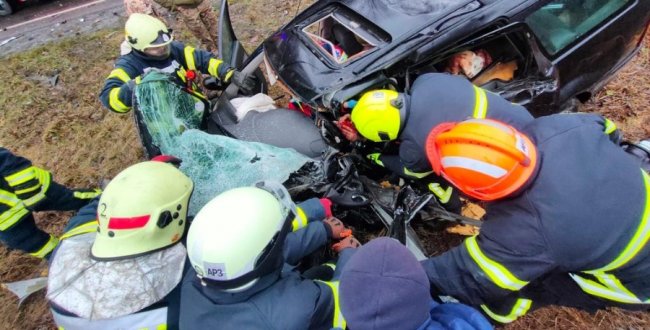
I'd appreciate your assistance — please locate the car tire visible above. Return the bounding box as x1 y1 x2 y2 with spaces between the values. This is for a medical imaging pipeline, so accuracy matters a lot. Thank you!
0 0 12 16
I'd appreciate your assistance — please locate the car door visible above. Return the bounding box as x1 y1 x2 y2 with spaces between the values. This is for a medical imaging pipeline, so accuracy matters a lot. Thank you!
218 0 266 96
524 0 650 105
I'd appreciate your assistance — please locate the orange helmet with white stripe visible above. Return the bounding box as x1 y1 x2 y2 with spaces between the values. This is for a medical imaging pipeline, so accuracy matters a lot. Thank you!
425 119 538 201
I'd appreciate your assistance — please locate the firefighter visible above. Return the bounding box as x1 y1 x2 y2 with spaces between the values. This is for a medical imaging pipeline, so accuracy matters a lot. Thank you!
345 73 534 211
180 183 360 330
99 13 256 114
340 237 492 330
0 148 100 259
420 115 650 324
123 0 219 53
47 161 193 330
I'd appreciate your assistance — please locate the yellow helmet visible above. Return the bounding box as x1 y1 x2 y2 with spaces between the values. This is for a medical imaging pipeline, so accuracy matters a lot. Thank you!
125 13 173 52
91 161 193 260
350 90 405 142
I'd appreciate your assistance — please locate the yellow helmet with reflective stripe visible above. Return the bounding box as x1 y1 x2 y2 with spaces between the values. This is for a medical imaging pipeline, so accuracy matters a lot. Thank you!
91 161 193 260
351 90 404 142
125 13 173 52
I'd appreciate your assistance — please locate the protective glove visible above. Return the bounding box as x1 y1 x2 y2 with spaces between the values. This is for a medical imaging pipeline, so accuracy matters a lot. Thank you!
335 114 359 141
151 155 183 168
366 153 384 167
323 217 352 240
319 198 333 217
332 235 361 253
227 70 257 94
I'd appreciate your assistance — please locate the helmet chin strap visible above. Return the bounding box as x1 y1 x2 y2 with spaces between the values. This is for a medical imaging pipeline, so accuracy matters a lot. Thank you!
397 93 410 138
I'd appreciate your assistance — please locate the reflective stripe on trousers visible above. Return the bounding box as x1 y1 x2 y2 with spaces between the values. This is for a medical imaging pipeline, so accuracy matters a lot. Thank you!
480 298 532 324
52 306 168 330
0 189 29 231
571 170 650 304
30 234 59 259
316 280 346 330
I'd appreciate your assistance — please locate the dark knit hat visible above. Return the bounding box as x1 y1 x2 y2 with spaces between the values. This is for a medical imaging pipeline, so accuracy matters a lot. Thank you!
339 237 431 330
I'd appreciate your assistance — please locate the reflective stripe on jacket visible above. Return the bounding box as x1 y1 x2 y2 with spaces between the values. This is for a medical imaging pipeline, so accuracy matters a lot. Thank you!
422 114 650 322
99 41 230 113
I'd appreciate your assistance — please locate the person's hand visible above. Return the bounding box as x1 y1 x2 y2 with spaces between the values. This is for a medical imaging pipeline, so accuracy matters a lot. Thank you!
228 70 257 94
335 114 359 141
125 75 142 91
323 217 352 240
332 235 361 253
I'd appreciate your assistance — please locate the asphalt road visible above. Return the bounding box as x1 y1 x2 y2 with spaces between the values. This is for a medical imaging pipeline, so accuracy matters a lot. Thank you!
0 0 124 56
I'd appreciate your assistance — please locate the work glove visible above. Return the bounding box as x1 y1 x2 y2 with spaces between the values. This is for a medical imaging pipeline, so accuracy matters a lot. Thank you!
323 217 352 240
151 155 183 168
335 114 359 141
319 198 333 217
366 153 384 167
332 235 361 253
227 70 257 94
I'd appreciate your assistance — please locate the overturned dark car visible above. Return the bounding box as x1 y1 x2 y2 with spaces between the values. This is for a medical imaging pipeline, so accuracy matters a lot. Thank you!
221 0 650 120
131 0 650 260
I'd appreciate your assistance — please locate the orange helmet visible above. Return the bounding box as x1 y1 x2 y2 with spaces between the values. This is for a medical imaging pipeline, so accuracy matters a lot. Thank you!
425 119 538 201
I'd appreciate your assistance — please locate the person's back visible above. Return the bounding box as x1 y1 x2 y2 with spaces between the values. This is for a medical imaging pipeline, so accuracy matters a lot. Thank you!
47 161 193 330
506 114 650 295
421 115 650 323
401 73 534 172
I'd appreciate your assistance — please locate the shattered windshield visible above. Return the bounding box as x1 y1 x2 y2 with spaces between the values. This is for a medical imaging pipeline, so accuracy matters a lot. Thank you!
135 72 311 215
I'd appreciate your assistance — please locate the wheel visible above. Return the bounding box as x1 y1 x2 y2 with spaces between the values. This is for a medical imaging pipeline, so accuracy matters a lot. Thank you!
0 0 12 16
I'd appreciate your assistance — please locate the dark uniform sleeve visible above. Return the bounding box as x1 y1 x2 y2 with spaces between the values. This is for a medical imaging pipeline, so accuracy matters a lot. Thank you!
283 221 328 266
99 58 142 113
178 42 232 81
421 195 556 307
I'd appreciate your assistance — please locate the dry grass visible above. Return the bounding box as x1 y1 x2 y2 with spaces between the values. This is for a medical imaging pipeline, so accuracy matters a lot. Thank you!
0 1 648 329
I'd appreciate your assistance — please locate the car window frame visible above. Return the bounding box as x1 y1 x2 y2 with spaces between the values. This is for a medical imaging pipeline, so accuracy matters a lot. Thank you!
524 0 635 58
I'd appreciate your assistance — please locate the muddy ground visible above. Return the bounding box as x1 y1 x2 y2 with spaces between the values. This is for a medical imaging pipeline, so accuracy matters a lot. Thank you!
0 0 649 329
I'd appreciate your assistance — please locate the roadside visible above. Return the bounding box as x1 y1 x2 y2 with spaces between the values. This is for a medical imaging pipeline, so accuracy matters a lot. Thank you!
0 0 123 57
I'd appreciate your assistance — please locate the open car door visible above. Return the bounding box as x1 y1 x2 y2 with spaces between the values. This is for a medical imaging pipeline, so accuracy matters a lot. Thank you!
218 0 266 97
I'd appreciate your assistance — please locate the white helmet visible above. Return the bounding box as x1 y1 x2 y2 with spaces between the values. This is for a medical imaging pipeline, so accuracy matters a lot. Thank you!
91 161 193 260
187 182 296 291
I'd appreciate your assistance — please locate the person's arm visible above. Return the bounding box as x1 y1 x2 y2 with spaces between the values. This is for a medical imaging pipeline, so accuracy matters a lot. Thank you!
99 59 141 113
181 43 231 81
421 200 555 307
283 221 329 265
59 198 100 240
290 198 330 232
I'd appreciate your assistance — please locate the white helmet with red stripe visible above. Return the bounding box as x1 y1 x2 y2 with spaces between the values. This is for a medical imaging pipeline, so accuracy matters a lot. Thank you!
91 161 193 260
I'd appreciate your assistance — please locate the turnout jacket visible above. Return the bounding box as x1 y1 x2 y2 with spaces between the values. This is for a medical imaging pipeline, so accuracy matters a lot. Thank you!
422 114 650 322
180 204 353 330
0 148 98 257
99 41 231 113
379 73 534 177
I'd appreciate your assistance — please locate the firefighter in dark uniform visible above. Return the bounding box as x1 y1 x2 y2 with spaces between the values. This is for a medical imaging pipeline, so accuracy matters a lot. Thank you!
348 73 534 212
99 13 256 113
0 147 100 258
180 183 360 330
420 115 650 324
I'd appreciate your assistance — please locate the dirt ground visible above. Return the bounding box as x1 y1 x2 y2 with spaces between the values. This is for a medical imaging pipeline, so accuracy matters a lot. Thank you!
0 0 649 329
